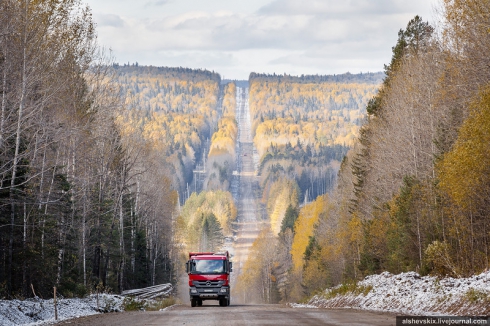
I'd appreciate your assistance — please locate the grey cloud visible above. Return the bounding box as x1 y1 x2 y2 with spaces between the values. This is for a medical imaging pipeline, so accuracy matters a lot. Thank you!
142 51 235 69
258 0 422 17
145 13 321 50
144 11 402 53
113 48 248 78
94 14 126 28
145 0 171 7
140 0 429 53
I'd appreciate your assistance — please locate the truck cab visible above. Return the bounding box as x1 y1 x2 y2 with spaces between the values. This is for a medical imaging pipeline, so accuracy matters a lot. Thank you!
186 252 232 307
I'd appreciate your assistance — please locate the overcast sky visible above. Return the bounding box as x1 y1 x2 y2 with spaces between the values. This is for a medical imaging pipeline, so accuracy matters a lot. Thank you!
84 0 436 80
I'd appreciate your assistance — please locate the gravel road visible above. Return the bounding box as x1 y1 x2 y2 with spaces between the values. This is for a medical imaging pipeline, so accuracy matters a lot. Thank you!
56 304 396 326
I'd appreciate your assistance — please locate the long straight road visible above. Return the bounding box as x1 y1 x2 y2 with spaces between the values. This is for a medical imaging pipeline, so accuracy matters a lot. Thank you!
57 304 396 326
228 87 265 302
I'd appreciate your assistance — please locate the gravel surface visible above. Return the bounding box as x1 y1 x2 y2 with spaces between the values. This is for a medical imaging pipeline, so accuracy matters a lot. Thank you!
54 304 396 326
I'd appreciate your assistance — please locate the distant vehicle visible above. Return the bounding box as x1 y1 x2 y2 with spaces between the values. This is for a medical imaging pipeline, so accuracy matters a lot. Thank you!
186 252 232 307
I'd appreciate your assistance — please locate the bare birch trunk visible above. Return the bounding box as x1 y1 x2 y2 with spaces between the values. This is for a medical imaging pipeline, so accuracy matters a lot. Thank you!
0 47 7 148
8 11 28 293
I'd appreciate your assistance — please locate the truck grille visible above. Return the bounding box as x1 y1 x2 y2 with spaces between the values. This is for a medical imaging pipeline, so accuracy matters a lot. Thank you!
193 280 223 287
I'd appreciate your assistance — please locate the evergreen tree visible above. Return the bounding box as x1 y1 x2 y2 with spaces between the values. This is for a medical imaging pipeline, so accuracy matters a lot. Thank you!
200 213 224 252
280 205 299 234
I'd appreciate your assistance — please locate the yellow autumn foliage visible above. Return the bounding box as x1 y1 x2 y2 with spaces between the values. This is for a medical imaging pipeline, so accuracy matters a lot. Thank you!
438 85 490 210
235 228 277 303
249 77 380 158
291 196 325 271
266 178 299 235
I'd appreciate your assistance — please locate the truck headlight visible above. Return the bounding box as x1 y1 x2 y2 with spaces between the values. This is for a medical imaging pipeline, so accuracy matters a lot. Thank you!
191 288 197 293
220 288 227 293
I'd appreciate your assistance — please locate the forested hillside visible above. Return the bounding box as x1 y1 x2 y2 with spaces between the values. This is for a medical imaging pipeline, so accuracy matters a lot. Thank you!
271 1 490 303
114 65 222 201
249 72 381 227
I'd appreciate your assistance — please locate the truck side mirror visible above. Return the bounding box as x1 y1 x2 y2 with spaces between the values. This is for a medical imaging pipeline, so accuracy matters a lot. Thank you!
186 261 189 273
229 262 233 273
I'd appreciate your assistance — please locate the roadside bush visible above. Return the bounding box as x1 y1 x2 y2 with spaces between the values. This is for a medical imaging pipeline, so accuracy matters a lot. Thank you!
122 297 146 311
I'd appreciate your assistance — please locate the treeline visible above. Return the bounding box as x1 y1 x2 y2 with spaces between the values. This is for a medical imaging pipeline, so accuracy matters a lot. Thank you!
115 65 221 84
114 65 222 201
278 1 490 303
0 0 179 299
249 72 383 85
205 82 237 191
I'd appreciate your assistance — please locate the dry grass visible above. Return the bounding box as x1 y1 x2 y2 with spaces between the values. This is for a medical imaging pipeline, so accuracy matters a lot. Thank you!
322 283 373 300
122 296 177 311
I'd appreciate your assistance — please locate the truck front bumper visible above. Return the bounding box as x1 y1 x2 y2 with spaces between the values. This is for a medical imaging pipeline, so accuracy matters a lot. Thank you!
189 286 229 300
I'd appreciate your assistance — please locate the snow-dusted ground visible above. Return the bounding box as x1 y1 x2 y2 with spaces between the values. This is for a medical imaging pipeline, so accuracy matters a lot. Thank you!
0 284 173 326
0 294 126 326
302 271 490 315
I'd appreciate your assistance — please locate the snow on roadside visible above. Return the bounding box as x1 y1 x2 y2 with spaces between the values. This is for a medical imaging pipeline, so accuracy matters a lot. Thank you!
0 283 174 325
289 303 318 309
0 293 126 326
303 270 490 315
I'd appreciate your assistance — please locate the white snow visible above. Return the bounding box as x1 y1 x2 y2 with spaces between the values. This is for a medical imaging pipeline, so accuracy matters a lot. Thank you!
0 294 125 326
289 303 318 309
303 270 490 315
0 284 173 326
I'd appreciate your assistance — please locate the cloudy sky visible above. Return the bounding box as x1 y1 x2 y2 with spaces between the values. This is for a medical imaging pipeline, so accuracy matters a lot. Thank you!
84 0 436 80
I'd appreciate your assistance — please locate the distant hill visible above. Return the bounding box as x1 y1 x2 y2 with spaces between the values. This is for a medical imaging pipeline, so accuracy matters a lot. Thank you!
249 71 384 85
114 65 222 202
249 71 381 204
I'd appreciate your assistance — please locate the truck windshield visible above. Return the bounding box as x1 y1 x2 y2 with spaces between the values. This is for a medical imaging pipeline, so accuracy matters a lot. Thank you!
191 259 226 274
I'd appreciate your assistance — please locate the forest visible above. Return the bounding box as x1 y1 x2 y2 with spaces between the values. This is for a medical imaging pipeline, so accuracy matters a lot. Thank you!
244 0 490 304
2 0 489 310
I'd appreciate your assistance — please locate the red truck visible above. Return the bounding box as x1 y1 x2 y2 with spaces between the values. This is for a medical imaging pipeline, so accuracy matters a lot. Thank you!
186 251 233 307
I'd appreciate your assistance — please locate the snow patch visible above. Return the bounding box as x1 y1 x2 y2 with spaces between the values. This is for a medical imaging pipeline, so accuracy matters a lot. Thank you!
289 303 318 309
0 294 125 326
0 282 173 326
302 270 490 315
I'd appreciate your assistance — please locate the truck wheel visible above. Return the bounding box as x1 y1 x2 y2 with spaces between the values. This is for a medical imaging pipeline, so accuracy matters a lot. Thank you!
219 298 225 306
227 298 230 306
198 299 203 306
191 298 197 307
